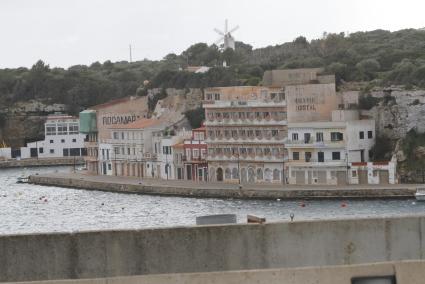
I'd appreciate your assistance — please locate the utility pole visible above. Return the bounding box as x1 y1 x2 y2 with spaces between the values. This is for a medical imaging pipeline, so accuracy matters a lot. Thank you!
129 44 133 63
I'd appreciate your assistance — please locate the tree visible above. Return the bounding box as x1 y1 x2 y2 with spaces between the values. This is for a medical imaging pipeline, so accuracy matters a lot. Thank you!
184 107 205 129
356 59 381 80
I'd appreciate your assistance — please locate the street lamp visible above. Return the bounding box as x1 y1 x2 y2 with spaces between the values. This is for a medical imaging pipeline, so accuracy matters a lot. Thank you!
236 152 241 185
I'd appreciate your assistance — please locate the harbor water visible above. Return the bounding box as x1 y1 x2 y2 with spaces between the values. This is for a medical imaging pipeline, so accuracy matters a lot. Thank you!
1 166 425 235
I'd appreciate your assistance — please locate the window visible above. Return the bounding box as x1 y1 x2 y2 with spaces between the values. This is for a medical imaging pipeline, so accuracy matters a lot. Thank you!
305 152 312 162
368 130 373 139
214 93 220 100
271 130 278 137
39 148 44 154
201 149 206 159
256 168 263 180
127 148 131 155
49 149 54 154
316 132 324 142
50 140 54 144
114 147 119 154
273 169 280 180
193 149 199 158
304 133 311 143
69 124 79 134
46 125 56 135
232 168 239 179
359 131 364 139
351 276 396 284
57 124 67 135
63 149 69 156
113 132 119 139
72 138 76 143
331 132 343 141
352 170 357 177
332 152 341 160
293 152 300 160
292 133 299 141
255 130 261 137
108 164 112 170
61 139 65 143
225 168 231 179
121 132 124 139
318 152 324 162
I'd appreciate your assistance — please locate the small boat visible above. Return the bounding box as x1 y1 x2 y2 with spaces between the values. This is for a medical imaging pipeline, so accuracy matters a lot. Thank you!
415 187 425 201
16 177 29 184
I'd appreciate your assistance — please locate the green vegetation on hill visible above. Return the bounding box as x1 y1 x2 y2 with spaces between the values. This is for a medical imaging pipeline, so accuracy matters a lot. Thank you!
1 28 425 113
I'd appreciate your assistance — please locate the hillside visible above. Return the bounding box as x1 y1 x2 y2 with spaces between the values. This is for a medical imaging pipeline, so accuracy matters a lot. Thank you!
1 28 425 114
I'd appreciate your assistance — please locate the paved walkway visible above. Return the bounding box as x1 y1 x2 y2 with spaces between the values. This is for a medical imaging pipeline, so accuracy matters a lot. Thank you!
37 172 420 192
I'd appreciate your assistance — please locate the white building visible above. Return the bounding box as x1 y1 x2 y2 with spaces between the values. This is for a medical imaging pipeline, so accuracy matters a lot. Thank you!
285 110 376 185
152 129 191 180
101 119 165 177
20 115 86 159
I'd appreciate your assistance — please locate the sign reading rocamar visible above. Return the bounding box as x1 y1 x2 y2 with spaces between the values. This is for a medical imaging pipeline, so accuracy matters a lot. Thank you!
101 114 140 125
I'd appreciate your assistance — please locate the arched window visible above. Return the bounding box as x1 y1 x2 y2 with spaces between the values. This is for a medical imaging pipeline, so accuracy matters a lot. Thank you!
209 167 215 181
241 168 247 183
257 168 263 180
248 168 255 183
273 169 280 181
225 168 231 179
232 168 239 179
264 168 272 182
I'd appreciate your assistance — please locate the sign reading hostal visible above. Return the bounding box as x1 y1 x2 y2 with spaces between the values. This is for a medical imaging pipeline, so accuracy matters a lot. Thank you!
286 83 341 123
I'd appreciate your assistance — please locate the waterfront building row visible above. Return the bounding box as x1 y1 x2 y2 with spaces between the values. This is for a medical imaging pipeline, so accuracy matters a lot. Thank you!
77 68 397 185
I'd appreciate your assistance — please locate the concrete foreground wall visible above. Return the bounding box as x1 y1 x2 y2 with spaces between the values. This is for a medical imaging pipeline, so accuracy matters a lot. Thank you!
1 216 425 282
6 261 425 284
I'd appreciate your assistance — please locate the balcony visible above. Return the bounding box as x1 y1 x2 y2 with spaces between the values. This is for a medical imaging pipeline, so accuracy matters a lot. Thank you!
207 153 287 162
286 158 347 167
285 138 345 148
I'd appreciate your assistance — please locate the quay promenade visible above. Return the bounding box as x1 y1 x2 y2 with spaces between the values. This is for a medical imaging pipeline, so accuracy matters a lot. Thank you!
0 157 84 169
29 172 419 200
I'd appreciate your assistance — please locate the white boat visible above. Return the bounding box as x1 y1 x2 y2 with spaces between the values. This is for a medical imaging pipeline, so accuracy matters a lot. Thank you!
415 187 425 201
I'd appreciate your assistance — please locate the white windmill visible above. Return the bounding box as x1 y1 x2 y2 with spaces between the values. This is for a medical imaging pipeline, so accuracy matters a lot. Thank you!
214 19 239 50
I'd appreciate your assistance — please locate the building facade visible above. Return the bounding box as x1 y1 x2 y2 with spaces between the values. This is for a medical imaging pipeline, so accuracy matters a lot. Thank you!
285 111 376 185
203 87 287 183
21 114 86 159
183 126 208 181
101 119 164 177
79 96 150 174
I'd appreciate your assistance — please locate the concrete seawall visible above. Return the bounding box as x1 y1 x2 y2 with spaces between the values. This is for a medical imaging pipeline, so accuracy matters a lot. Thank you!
1 215 425 282
0 157 84 169
29 173 417 200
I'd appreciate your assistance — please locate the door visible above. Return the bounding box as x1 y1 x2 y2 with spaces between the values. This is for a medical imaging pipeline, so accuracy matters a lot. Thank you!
102 162 107 175
304 133 311 143
216 168 223 182
295 171 305 184
186 165 192 180
337 171 347 185
379 170 389 184
318 171 327 184
30 148 38 158
318 152 324 163
358 170 368 184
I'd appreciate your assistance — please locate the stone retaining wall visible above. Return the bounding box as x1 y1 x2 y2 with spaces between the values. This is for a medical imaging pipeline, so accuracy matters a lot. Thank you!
29 174 415 200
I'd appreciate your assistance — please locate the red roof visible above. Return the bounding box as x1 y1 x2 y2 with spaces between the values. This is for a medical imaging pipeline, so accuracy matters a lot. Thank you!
91 97 136 110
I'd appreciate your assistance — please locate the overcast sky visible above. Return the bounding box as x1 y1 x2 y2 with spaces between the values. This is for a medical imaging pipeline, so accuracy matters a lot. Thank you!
1 0 424 69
